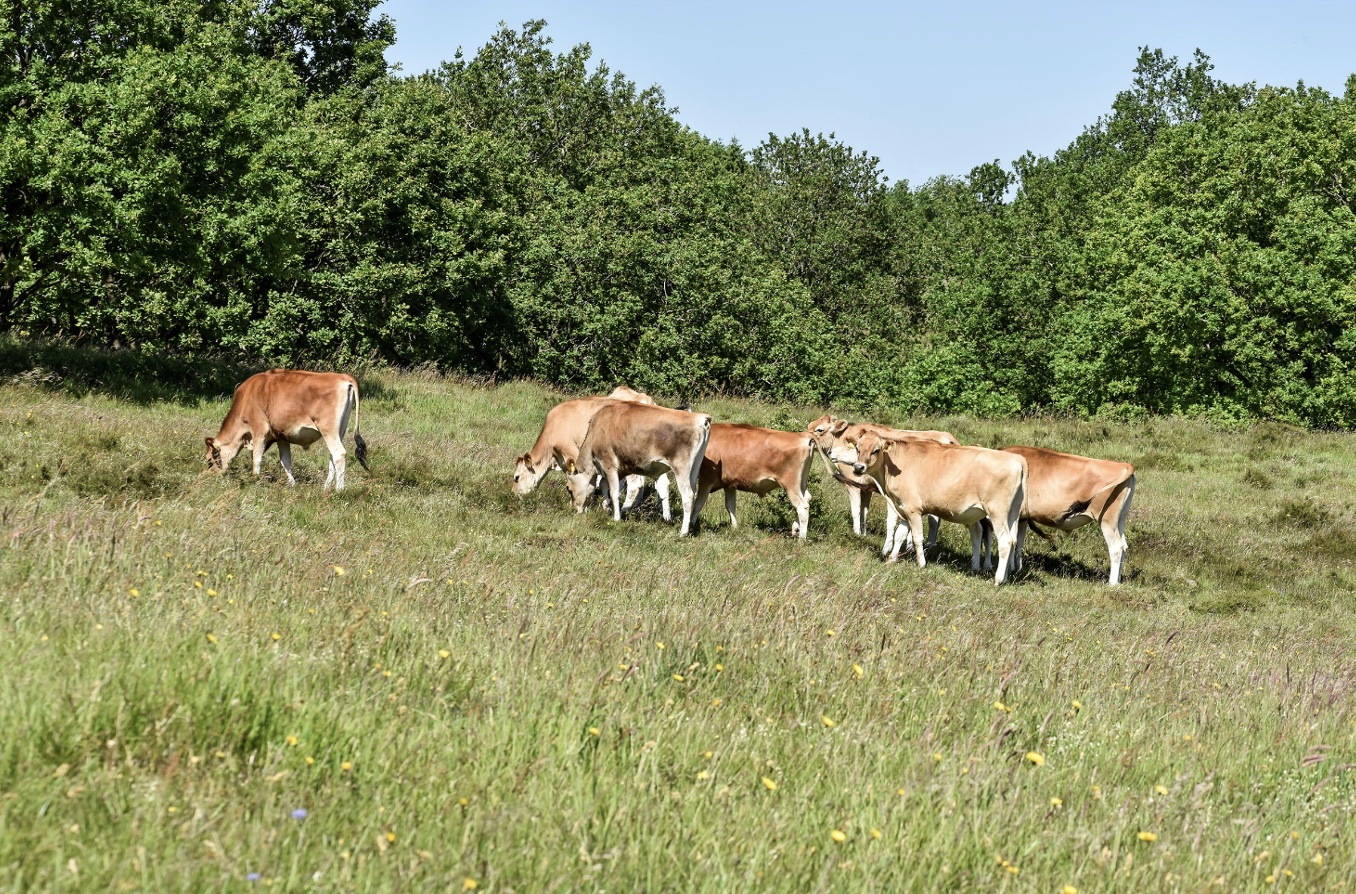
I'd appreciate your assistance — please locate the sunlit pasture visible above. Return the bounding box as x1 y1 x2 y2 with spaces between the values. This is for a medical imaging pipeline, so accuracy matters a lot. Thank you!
1 345 1353 892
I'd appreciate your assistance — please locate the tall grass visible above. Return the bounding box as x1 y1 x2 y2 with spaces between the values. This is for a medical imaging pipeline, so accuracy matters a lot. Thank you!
1 355 1353 892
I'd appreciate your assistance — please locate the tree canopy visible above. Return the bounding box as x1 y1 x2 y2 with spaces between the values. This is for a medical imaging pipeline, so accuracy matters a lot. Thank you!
2 7 1353 425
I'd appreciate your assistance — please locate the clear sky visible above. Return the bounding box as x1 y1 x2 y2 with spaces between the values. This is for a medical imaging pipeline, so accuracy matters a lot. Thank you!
377 1 1356 188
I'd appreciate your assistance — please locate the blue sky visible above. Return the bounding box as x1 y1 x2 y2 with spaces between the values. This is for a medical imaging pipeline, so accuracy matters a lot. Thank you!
377 1 1356 187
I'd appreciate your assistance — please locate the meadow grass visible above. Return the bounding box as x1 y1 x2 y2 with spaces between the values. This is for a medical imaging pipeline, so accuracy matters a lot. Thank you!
1 347 1354 892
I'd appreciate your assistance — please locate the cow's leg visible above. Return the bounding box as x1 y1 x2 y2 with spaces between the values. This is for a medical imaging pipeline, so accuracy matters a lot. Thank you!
606 467 623 522
881 500 898 558
252 437 269 476
656 473 673 522
886 504 911 563
323 433 347 491
675 461 701 538
1013 519 1028 575
925 515 940 551
788 486 810 541
991 521 1015 585
846 486 864 535
691 480 713 535
1104 478 1135 585
904 511 928 568
724 489 739 528
278 442 296 486
621 474 646 511
969 523 985 572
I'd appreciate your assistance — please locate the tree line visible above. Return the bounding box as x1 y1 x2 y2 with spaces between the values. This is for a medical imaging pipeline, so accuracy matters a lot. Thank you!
3 2 1353 425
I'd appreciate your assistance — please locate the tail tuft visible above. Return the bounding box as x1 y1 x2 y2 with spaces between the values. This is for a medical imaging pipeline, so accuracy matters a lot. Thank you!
354 431 371 471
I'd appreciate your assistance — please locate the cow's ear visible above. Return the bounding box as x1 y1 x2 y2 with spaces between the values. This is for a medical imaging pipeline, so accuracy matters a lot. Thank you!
516 452 532 469
830 420 849 436
205 437 215 449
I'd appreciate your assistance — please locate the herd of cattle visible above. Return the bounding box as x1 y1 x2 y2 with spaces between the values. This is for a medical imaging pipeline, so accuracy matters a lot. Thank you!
206 371 1136 585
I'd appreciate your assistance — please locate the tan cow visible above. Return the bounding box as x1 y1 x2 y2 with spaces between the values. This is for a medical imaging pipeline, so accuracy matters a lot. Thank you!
692 423 815 539
831 430 1027 585
205 369 369 491
807 415 957 557
563 403 712 536
512 388 672 518
990 446 1136 585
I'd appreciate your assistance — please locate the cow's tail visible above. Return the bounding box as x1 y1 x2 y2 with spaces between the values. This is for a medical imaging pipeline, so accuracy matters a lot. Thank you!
350 382 371 471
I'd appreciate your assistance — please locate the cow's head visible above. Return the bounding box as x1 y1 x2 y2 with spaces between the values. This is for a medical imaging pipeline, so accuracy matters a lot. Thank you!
512 452 549 495
204 436 245 473
845 431 891 476
561 458 595 513
807 415 849 452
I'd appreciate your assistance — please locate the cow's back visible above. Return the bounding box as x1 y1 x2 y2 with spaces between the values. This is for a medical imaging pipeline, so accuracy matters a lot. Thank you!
707 423 810 479
1003 446 1133 519
587 403 707 467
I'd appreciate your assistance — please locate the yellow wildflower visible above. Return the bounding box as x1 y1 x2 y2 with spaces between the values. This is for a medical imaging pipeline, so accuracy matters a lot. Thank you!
341 761 352 771
1155 785 1169 795
761 776 778 791
994 701 1010 712
870 828 882 840
1050 797 1063 807
206 633 218 644
1026 752 1045 766
852 664 864 678
822 716 836 728
1071 699 1082 711
271 632 282 641
129 588 139 597
438 649 450 659
1137 831 1157 843
588 727 600 737
830 829 847 843
672 674 684 682
463 879 478 891
1063 887 1078 894
285 735 298 747
385 832 395 843
333 566 346 576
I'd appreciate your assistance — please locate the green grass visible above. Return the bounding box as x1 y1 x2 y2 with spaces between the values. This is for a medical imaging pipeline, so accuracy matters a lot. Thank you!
1 346 1354 892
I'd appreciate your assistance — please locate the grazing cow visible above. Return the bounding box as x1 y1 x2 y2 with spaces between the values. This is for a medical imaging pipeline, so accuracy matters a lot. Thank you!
692 423 815 539
512 388 672 519
989 446 1136 585
205 369 369 491
806 415 957 557
831 431 1026 585
564 403 712 536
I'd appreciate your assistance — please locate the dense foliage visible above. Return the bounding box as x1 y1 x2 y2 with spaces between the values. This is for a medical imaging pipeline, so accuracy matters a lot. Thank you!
2 5 1353 424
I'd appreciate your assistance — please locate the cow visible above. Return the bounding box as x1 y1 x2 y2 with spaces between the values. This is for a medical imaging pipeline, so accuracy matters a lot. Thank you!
691 423 815 539
982 446 1136 585
563 403 712 536
807 415 958 558
830 430 1026 585
512 388 672 519
205 369 369 491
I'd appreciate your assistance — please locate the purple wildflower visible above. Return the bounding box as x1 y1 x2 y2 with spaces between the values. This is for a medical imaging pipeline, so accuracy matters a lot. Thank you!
291 808 308 821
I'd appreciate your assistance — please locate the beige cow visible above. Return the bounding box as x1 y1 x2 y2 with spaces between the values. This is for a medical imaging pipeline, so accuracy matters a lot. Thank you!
989 446 1136 585
564 403 712 536
205 369 369 491
806 415 957 557
513 388 671 518
830 431 1027 585
693 423 815 539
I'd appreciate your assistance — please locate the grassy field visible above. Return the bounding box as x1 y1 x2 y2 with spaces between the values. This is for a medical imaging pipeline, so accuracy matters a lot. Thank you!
1 341 1354 892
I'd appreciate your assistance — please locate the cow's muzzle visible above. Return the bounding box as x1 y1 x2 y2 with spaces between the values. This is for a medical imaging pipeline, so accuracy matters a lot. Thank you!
852 463 866 475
